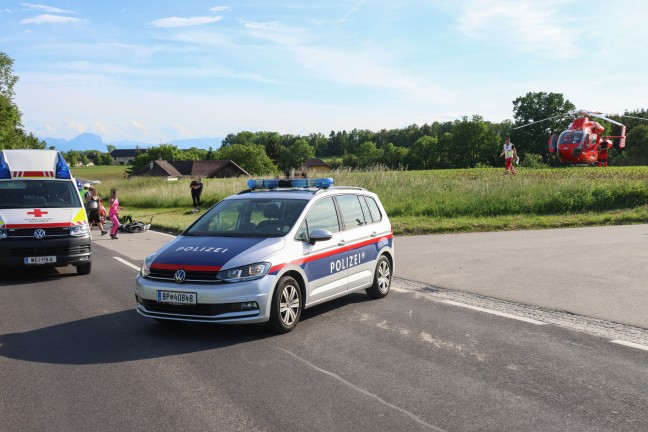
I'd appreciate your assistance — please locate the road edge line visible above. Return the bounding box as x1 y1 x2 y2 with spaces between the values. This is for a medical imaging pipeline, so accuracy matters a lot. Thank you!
442 300 546 325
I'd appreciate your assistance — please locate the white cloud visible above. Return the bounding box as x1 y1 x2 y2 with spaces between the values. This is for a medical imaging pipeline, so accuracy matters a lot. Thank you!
457 0 579 58
209 6 230 13
149 16 222 28
21 3 77 14
20 14 86 24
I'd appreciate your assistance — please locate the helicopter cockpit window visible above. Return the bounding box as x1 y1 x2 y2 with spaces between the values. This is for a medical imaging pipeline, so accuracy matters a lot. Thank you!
558 130 584 145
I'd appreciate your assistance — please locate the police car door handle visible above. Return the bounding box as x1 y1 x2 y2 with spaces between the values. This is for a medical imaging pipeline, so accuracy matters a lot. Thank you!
371 231 377 237
338 240 346 246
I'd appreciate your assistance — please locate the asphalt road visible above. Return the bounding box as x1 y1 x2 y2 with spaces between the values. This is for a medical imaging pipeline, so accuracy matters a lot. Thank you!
1 227 648 431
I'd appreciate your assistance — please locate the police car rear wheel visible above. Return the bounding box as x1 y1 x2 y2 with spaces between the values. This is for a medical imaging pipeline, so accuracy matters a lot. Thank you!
366 256 391 299
268 276 302 333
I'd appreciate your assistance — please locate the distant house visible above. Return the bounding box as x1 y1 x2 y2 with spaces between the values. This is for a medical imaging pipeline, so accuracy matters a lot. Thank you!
110 149 149 165
300 158 332 173
129 160 250 179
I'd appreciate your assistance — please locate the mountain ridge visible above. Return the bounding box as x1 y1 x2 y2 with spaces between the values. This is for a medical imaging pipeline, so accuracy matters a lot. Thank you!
42 133 223 153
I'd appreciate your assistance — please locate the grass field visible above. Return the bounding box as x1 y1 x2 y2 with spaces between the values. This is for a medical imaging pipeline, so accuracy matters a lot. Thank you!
71 165 648 235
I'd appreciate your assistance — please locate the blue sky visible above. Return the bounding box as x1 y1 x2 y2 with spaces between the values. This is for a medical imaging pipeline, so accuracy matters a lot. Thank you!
1 0 647 143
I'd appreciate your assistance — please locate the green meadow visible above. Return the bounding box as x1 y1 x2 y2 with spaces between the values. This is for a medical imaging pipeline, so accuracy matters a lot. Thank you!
71 166 648 235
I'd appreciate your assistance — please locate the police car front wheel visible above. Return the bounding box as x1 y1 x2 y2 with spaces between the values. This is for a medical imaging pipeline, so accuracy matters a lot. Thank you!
268 276 302 334
366 255 391 299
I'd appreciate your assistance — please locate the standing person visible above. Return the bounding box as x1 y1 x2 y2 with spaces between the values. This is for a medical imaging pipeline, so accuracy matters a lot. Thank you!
190 177 203 208
500 137 518 175
597 142 609 167
108 188 122 239
85 187 107 236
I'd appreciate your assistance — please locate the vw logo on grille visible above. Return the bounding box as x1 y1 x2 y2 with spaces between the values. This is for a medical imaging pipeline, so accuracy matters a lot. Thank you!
174 269 186 283
33 229 46 240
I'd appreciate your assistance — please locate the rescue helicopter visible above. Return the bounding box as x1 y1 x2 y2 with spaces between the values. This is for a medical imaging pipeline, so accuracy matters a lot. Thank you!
513 110 648 166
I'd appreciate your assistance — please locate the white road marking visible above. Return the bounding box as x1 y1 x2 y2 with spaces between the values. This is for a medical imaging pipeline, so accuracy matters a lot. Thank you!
279 348 448 432
114 256 140 272
442 300 546 325
611 340 648 352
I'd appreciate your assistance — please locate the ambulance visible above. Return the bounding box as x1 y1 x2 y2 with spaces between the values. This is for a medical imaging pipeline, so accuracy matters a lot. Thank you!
0 149 92 275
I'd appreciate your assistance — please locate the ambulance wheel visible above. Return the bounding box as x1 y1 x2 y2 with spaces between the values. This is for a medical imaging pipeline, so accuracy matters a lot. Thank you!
366 255 391 299
268 276 302 333
76 262 92 275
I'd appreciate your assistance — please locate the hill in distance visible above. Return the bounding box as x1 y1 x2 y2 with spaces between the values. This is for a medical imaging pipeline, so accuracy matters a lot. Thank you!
43 133 223 152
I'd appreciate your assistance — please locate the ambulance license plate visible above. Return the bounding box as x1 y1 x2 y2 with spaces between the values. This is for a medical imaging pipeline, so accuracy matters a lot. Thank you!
157 290 197 305
25 256 56 264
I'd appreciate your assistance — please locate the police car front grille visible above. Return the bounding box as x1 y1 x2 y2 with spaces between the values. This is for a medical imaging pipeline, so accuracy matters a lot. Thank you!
148 268 223 283
138 298 238 316
7 227 70 238
9 244 91 257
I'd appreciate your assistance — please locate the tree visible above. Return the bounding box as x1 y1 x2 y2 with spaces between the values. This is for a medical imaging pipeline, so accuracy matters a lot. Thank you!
214 144 278 175
448 116 500 168
0 52 45 149
511 92 576 160
357 141 383 168
0 52 19 100
131 144 185 170
405 136 437 170
278 139 315 171
622 125 648 165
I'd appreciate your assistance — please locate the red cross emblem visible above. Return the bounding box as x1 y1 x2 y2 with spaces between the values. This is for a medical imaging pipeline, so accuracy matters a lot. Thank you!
27 209 49 217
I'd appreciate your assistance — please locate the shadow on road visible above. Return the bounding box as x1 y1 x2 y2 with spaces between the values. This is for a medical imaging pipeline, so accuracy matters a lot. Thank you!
0 293 375 366
0 310 265 365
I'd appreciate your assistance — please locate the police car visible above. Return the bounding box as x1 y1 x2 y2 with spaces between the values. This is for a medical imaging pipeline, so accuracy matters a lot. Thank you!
135 178 394 333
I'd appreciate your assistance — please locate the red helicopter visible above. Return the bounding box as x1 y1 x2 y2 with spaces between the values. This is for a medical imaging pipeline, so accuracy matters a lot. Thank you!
513 110 647 166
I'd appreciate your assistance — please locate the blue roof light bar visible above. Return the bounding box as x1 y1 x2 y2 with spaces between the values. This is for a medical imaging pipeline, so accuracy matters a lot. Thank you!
0 153 10 179
247 178 334 190
55 153 72 179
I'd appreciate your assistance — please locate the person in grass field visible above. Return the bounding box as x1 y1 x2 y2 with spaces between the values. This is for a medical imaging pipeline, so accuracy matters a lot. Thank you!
500 137 518 175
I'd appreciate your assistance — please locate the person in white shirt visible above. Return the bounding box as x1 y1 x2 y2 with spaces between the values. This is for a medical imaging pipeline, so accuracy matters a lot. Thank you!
499 137 518 175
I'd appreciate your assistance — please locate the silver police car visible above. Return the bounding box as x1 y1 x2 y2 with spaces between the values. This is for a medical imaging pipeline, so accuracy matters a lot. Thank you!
135 178 394 333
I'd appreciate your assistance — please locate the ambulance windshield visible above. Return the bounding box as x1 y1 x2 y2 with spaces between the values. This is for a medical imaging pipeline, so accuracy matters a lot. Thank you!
0 180 82 209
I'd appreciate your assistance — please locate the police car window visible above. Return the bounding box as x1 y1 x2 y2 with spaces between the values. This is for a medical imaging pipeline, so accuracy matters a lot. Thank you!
336 194 366 229
305 197 340 234
365 197 382 222
295 220 308 242
358 195 372 224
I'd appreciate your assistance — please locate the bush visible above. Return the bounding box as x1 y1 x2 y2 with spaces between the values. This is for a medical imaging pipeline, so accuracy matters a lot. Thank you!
522 153 548 168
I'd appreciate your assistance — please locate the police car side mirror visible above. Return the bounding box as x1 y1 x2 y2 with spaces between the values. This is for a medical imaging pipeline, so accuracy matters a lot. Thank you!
309 229 333 245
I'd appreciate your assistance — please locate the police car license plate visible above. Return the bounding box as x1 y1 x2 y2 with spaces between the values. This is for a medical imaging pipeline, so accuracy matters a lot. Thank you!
25 256 56 264
157 290 197 305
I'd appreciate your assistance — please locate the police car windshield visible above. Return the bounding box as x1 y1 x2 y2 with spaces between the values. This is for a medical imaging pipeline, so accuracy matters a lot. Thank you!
184 198 308 237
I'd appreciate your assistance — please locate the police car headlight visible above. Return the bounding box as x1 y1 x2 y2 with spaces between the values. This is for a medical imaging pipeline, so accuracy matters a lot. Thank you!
70 224 90 237
0 228 7 240
140 253 156 277
217 262 271 282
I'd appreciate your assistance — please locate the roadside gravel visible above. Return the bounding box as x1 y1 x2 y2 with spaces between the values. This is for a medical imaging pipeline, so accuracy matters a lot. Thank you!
393 277 648 346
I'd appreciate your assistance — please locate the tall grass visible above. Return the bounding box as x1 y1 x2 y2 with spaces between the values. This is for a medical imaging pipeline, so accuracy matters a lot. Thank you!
71 166 648 234
331 166 648 218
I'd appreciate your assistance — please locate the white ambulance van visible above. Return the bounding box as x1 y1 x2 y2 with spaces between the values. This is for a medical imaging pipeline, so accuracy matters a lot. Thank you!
0 149 92 275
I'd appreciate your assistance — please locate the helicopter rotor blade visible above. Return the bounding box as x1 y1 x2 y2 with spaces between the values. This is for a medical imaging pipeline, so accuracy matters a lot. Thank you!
621 115 648 122
587 112 624 127
512 113 570 130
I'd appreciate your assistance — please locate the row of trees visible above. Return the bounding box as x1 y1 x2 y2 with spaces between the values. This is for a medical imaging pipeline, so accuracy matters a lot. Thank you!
3 50 648 172
121 95 648 175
